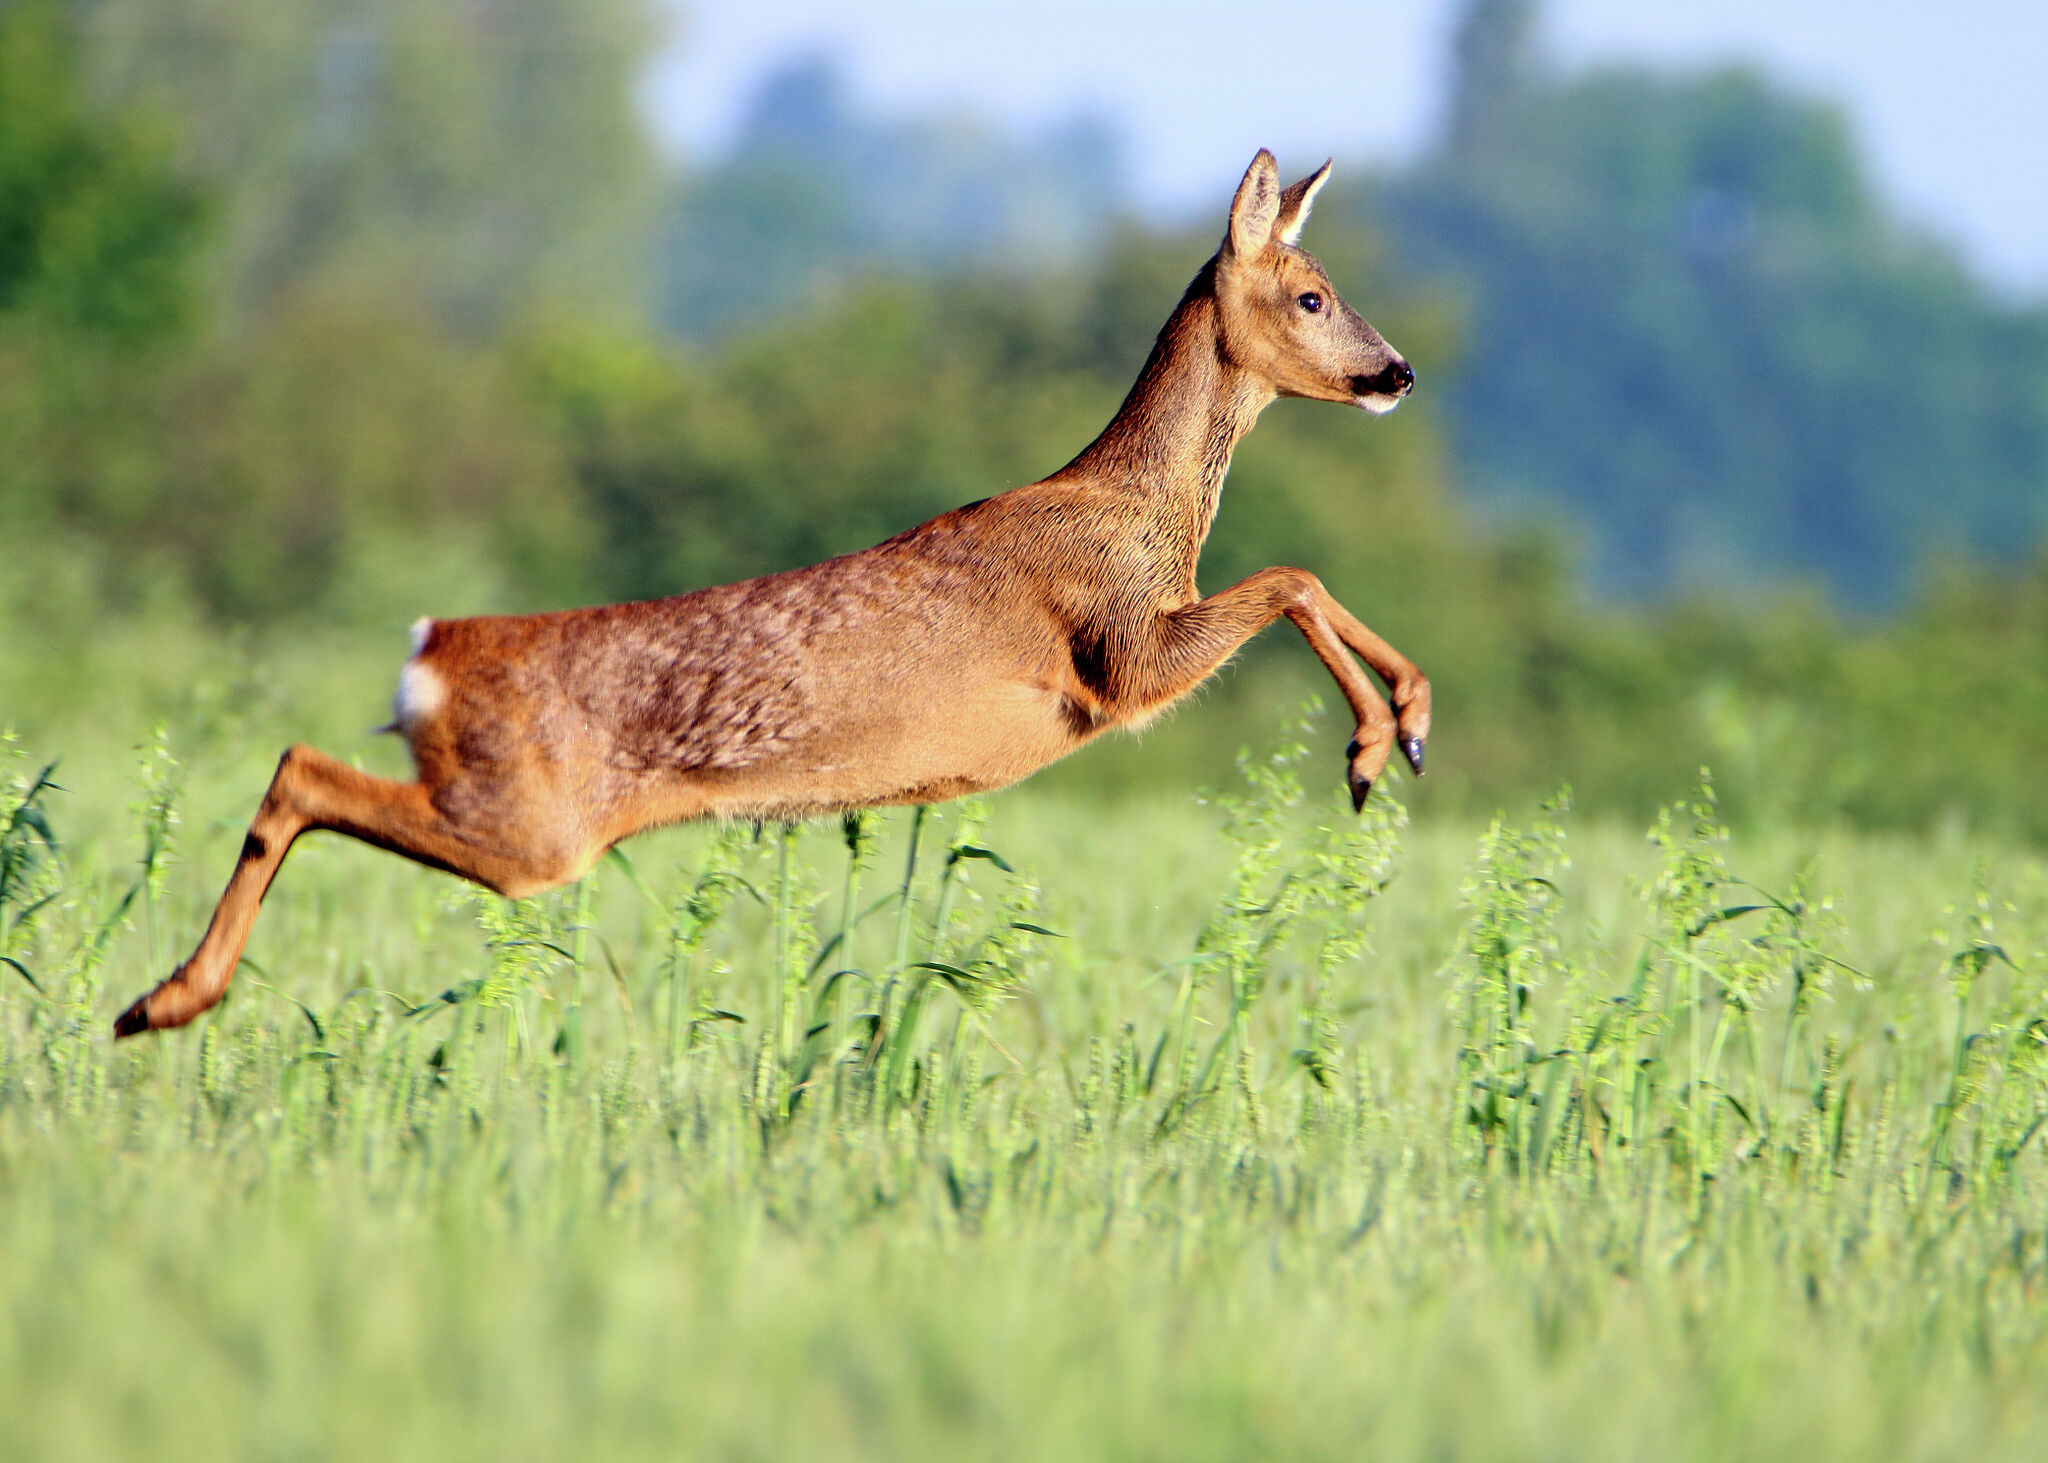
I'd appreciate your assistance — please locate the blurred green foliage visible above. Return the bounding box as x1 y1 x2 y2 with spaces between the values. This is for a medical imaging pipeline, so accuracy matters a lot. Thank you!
0 0 2044 845
0 2 203 341
75 0 657 329
1376 1 2048 606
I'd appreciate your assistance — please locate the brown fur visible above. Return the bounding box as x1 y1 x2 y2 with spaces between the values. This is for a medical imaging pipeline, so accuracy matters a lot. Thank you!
114 151 1431 1036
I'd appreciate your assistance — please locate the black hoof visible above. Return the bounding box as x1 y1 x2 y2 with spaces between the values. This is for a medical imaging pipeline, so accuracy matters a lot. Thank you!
1402 737 1426 777
1345 738 1373 811
112 998 150 1038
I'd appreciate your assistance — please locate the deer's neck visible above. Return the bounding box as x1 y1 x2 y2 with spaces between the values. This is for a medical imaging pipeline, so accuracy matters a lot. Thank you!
1064 275 1272 554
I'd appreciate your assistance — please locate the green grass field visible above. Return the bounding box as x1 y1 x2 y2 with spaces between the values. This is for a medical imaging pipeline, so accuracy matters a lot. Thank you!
4 699 2048 1463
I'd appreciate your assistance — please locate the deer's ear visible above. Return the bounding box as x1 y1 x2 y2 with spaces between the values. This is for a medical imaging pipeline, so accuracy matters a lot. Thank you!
1274 159 1332 246
1224 149 1282 259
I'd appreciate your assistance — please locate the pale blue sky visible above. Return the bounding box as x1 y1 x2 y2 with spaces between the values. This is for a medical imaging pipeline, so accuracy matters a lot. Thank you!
643 0 2048 296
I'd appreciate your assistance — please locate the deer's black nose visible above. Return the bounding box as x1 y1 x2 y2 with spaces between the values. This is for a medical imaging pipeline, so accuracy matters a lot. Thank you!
1352 360 1415 397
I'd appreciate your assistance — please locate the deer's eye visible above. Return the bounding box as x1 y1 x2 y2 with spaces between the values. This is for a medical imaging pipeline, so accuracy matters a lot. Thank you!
1297 291 1324 314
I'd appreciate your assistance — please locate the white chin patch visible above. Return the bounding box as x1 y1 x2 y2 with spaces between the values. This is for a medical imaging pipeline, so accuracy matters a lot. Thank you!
1355 394 1402 416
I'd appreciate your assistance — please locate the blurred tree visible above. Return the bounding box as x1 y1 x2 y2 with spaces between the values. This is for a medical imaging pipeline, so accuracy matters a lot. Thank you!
1375 0 2048 608
657 54 1127 338
1444 0 1537 155
75 0 661 331
0 0 644 620
0 0 207 567
0 0 204 342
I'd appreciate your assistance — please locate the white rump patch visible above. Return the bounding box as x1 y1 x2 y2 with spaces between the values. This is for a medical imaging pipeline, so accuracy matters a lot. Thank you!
409 615 434 655
392 657 444 732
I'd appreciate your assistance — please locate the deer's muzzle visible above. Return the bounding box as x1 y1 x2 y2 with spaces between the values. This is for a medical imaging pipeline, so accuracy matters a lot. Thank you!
1350 360 1415 399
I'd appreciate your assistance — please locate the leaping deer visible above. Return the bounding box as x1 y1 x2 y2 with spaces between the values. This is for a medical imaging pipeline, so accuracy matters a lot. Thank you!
115 150 1431 1036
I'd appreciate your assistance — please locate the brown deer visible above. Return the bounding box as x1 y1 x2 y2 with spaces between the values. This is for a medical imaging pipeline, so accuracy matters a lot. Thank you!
114 150 1430 1036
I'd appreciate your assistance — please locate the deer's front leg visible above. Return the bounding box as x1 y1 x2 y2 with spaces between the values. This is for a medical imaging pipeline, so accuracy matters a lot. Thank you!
1128 567 1425 810
1302 583 1431 778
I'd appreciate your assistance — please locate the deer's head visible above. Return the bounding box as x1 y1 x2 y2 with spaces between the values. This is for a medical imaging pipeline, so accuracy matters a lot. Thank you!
1213 150 1414 415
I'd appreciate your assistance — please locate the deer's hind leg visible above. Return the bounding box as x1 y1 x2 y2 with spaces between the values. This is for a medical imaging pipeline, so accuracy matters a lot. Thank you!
113 744 585 1036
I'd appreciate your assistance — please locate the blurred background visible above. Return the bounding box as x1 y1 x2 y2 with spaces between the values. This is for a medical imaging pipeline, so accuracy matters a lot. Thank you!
2 0 2044 837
